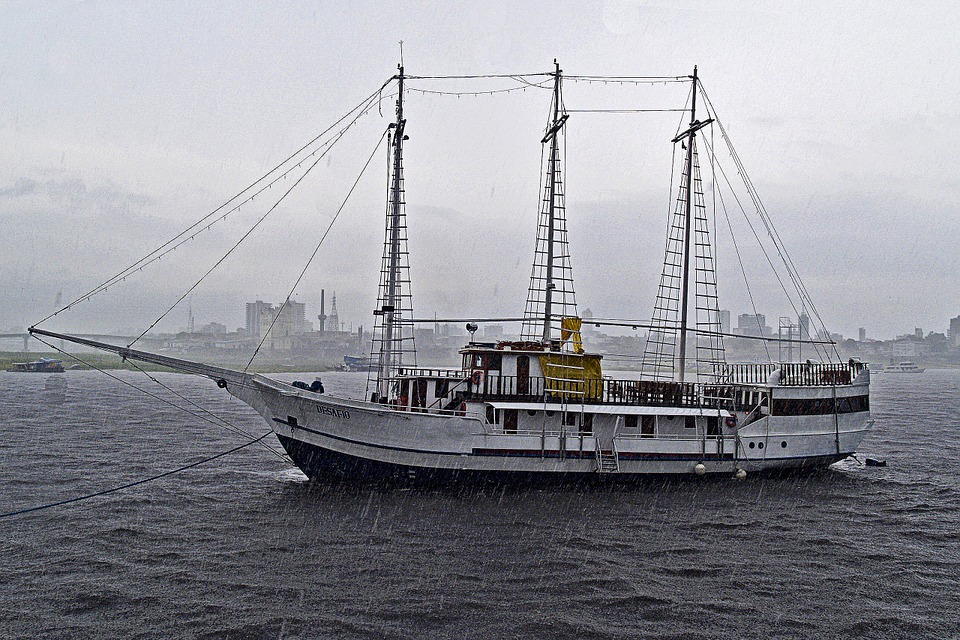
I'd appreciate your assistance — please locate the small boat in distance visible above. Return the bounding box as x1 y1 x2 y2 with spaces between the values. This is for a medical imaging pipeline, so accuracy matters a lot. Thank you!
881 361 925 373
341 355 377 372
7 358 65 373
31 61 872 484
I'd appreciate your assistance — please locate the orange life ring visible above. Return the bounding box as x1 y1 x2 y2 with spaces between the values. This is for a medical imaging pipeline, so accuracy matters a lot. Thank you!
725 415 738 428
471 370 484 385
458 402 467 416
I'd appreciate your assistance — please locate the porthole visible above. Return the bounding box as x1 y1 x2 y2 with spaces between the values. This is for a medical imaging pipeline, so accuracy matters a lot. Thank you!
527 410 537 416
781 441 787 448
749 442 756 449
545 411 555 417
758 442 765 449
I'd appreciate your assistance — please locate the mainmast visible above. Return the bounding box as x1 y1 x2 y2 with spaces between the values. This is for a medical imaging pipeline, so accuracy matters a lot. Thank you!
676 66 698 383
369 65 416 400
521 60 576 345
642 65 721 383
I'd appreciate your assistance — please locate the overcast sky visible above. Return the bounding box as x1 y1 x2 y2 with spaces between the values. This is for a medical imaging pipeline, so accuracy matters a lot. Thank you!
2 0 958 342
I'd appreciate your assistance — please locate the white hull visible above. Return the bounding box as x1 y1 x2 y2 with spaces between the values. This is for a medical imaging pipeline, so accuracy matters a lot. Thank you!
229 373 872 483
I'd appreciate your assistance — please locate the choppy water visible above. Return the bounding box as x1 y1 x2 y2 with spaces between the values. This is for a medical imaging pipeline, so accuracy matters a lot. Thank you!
2 368 959 639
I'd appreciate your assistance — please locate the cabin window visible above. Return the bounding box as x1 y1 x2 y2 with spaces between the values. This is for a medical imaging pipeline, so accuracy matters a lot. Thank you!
487 353 503 370
485 405 498 424
707 416 720 435
684 415 696 429
436 380 449 398
641 415 655 437
473 354 484 368
625 414 638 430
565 413 578 427
581 413 593 435
504 409 518 434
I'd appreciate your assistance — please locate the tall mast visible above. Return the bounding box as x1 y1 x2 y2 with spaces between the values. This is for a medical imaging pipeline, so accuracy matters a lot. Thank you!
372 64 412 400
677 65 698 383
542 60 562 343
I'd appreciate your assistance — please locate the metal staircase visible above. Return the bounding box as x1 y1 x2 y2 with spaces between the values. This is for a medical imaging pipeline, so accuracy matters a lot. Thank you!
596 444 620 473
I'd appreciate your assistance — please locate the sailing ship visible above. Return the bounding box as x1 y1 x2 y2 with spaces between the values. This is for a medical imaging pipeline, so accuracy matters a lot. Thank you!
32 62 872 483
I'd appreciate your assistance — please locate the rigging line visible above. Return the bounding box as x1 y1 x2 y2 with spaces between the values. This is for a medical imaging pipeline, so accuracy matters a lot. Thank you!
35 80 397 328
700 135 807 338
564 108 688 113
0 432 271 520
714 174 773 362
699 86 837 357
406 83 550 97
566 75 688 82
30 334 286 458
405 72 553 79
128 106 372 348
703 131 829 361
125 359 289 462
244 128 389 374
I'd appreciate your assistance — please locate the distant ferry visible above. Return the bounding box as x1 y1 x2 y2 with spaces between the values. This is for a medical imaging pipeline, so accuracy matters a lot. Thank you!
342 355 376 372
881 361 925 374
7 358 65 373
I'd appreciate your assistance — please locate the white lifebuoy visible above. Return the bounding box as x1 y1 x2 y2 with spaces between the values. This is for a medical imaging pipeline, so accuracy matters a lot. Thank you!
725 415 738 428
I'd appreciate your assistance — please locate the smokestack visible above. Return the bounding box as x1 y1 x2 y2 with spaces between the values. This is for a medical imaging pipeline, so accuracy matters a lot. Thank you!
317 289 327 333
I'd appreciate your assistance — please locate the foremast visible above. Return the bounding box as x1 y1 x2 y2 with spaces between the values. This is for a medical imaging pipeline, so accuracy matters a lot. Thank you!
369 65 417 401
521 60 577 345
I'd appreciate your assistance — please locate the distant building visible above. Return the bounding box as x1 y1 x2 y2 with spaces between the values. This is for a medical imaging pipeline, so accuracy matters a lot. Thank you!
246 300 273 337
950 315 960 347
799 311 810 340
245 298 312 345
858 327 866 342
484 324 504 338
199 322 227 335
737 313 770 337
719 310 731 335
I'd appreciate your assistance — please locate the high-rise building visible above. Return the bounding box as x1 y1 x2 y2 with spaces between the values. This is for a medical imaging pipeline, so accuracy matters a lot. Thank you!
719 310 731 335
949 315 960 347
799 311 810 340
246 300 273 337
737 313 768 337
858 327 866 342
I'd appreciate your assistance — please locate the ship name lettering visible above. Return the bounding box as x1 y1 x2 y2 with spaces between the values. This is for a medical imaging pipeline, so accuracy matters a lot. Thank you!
316 405 350 420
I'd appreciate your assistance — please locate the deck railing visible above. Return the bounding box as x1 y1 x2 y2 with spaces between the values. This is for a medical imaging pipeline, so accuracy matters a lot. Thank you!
716 361 866 386
394 360 865 412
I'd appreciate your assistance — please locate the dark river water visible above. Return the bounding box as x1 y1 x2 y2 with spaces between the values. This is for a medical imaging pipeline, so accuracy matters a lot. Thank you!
2 368 959 639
